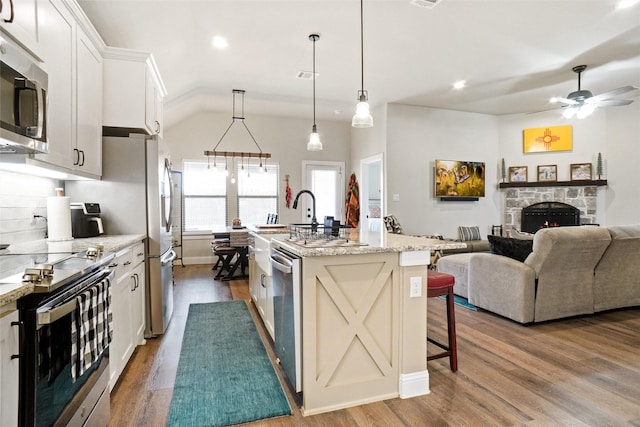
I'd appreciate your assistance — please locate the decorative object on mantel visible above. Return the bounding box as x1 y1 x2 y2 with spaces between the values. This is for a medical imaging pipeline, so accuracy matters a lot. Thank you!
509 166 528 183
596 152 604 179
307 34 323 151
351 0 373 128
204 89 271 178
523 125 572 153
500 158 506 183
537 164 557 182
570 163 592 181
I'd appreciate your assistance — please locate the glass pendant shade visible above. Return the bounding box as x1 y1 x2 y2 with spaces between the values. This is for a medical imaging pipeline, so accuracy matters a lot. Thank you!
307 125 323 151
352 101 373 128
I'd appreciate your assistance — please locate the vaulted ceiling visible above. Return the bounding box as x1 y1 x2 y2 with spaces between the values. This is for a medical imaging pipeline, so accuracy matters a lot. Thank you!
79 0 640 128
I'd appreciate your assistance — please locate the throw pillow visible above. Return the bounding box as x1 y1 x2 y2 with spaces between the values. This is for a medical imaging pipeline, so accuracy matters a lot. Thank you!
487 235 533 262
510 229 534 240
458 226 481 241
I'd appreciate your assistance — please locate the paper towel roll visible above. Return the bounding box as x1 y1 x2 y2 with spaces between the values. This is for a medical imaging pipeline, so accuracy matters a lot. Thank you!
47 196 73 241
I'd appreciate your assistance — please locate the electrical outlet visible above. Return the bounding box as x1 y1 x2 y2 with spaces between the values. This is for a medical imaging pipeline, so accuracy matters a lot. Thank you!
410 276 422 298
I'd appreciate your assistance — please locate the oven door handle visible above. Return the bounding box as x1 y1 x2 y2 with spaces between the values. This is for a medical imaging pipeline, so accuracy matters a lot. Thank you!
36 268 113 327
37 299 77 325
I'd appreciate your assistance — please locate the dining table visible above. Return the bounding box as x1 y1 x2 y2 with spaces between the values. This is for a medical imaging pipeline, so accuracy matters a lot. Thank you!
211 227 250 281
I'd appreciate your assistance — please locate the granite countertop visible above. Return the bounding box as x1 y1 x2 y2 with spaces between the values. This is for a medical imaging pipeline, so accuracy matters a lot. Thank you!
273 233 467 257
246 224 290 235
0 234 146 307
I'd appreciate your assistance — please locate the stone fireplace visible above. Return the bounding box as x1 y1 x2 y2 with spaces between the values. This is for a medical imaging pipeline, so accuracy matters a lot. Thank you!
504 185 599 232
521 201 581 233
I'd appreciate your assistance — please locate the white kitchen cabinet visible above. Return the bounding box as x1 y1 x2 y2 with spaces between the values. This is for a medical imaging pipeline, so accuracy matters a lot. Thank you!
103 48 166 136
0 307 19 427
35 0 74 170
109 241 146 390
0 0 41 60
34 0 104 178
249 236 275 340
75 26 103 176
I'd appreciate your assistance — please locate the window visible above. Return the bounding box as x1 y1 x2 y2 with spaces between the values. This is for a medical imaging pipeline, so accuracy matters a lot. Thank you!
237 162 279 225
183 161 227 230
302 161 344 223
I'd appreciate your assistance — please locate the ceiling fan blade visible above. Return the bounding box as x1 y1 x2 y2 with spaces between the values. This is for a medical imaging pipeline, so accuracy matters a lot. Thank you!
595 99 634 107
587 86 639 103
550 97 579 105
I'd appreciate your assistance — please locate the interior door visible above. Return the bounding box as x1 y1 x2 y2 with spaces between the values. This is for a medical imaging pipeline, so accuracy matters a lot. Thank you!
302 161 345 225
360 153 384 244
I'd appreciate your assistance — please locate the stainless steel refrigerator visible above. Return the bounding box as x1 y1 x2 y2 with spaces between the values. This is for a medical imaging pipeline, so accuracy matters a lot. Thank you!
66 133 175 337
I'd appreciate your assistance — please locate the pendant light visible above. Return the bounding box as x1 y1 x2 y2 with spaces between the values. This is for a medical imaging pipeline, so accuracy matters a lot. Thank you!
307 34 323 151
352 0 373 128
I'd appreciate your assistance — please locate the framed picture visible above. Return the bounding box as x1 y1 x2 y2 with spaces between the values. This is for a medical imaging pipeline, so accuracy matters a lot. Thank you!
537 164 557 182
509 166 528 183
523 125 573 153
570 163 592 181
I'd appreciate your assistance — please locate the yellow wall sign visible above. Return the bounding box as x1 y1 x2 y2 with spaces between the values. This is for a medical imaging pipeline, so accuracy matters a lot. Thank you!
523 125 573 153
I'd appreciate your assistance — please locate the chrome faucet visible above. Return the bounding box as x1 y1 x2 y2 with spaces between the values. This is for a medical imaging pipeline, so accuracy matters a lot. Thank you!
292 189 318 231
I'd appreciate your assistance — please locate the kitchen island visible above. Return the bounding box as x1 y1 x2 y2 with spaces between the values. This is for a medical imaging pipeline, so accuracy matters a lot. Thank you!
270 233 466 416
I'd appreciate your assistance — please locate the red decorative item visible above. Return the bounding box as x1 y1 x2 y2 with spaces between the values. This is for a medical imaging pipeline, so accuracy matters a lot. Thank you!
285 175 292 209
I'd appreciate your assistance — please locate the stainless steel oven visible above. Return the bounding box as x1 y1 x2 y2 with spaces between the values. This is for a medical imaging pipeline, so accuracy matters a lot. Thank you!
0 34 48 154
269 245 302 393
13 251 115 427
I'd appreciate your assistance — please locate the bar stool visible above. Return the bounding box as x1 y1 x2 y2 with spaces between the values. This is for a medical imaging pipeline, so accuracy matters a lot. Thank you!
427 270 458 372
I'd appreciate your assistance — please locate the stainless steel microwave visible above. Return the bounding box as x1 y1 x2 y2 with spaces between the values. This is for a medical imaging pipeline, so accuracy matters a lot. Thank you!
0 35 48 154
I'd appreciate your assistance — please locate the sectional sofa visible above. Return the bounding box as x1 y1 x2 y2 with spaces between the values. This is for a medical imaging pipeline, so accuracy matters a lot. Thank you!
436 225 640 323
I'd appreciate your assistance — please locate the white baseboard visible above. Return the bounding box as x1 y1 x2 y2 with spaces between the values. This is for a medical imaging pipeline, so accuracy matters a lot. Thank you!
399 370 430 398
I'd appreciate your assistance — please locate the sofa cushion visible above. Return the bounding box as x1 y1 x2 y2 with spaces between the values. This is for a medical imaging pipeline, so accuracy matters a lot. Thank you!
509 229 534 240
487 235 533 262
458 226 481 241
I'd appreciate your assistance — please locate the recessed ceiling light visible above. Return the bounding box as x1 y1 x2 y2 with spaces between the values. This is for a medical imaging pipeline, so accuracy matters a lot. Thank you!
617 0 638 9
212 36 228 49
453 80 466 90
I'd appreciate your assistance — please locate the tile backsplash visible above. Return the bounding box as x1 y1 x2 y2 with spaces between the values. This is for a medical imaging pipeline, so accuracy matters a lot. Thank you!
0 171 62 245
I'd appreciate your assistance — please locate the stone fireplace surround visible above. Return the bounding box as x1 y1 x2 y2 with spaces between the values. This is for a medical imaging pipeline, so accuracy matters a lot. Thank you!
504 185 599 232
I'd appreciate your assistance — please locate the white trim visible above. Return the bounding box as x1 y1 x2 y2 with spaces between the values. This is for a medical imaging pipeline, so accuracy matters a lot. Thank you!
301 160 346 223
399 251 431 266
399 370 430 398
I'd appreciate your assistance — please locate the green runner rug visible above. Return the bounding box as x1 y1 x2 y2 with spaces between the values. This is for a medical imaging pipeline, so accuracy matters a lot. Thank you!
167 300 291 427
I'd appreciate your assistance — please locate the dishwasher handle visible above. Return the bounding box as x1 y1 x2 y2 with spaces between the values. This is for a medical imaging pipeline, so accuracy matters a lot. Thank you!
270 252 293 274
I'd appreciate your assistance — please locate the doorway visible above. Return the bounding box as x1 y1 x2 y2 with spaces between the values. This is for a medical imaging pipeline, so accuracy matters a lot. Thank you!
360 153 384 244
301 161 345 225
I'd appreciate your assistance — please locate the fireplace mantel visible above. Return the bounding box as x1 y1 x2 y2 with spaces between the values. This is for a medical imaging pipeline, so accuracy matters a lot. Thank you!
499 179 607 189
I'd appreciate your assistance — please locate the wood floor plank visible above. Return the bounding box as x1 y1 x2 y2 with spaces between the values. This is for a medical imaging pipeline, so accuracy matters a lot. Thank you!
108 265 640 426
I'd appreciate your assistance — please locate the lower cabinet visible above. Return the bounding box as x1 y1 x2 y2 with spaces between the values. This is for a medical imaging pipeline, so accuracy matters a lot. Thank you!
109 241 146 390
249 258 275 340
0 308 19 427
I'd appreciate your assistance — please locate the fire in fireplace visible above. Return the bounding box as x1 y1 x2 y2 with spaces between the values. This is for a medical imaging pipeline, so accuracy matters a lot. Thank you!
521 202 580 233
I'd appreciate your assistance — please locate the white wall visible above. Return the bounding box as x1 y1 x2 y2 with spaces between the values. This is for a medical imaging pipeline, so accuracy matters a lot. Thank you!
163 110 351 227
384 104 501 238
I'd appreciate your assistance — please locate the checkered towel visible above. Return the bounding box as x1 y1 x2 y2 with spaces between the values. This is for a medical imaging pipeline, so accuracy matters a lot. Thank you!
71 273 113 382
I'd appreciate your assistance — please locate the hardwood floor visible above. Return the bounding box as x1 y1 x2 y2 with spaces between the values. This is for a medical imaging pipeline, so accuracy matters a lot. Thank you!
109 264 640 426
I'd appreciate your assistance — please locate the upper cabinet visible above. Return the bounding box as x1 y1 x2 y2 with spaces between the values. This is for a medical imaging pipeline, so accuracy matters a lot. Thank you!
103 48 166 136
29 0 105 178
0 0 41 60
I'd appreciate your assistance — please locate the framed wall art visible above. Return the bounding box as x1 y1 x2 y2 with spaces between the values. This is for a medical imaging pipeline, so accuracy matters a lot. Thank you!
523 125 573 153
570 163 592 181
537 164 557 182
509 166 528 183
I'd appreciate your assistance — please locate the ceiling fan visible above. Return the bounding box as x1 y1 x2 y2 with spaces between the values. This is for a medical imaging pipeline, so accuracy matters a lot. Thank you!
549 65 638 119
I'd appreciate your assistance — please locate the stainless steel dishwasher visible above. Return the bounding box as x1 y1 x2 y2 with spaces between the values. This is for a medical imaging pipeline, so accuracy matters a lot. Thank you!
269 245 302 392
